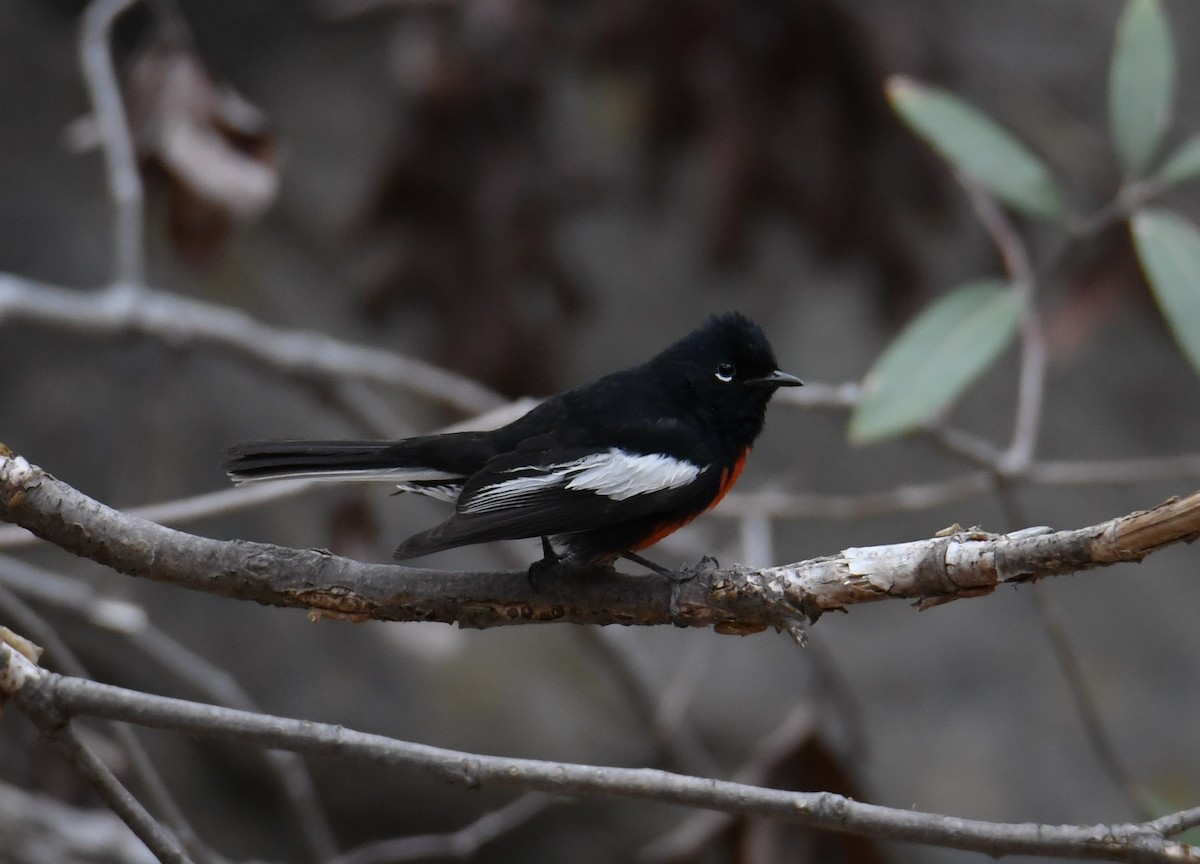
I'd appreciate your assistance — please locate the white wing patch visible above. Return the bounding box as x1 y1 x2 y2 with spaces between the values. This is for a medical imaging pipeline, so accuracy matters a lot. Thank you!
564 450 702 499
461 448 702 513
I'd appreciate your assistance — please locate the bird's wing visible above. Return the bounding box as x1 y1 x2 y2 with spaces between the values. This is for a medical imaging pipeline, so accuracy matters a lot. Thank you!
392 442 713 558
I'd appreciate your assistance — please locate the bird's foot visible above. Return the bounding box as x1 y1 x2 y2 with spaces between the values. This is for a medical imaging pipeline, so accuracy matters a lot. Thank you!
527 538 610 588
527 537 563 589
663 555 718 628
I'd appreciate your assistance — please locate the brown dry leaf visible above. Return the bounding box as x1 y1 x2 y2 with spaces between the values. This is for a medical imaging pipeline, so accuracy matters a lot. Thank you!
731 733 890 864
125 35 281 265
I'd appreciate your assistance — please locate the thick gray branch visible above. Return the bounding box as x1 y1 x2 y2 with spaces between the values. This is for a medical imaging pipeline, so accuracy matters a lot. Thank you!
1 452 1197 633
0 647 1194 863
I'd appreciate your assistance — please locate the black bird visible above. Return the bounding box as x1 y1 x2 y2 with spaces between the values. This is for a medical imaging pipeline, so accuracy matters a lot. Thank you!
225 312 801 566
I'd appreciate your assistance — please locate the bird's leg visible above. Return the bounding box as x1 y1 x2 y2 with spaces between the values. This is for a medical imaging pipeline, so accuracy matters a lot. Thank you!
619 551 671 574
527 536 563 588
617 552 714 628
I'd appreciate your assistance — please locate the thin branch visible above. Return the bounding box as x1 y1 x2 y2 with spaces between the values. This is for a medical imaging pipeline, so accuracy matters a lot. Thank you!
993 483 1155 827
0 554 339 864
1027 456 1200 486
1 452 1199 632
1065 180 1157 242
1150 807 1200 839
719 472 995 521
0 272 504 415
0 582 220 864
79 0 146 288
772 381 860 410
2 653 1194 863
956 171 1044 473
30 718 192 864
1030 585 1156 820
326 792 558 864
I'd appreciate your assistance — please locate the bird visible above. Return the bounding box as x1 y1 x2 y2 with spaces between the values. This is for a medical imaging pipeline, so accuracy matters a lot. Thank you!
224 312 801 569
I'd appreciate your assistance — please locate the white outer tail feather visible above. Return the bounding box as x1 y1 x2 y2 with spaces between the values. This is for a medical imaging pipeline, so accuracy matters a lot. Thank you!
229 467 461 486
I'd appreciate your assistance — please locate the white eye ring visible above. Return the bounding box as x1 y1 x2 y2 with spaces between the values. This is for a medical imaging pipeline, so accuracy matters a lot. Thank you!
715 362 736 382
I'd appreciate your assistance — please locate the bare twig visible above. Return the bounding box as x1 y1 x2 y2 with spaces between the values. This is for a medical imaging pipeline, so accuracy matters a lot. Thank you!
1027 456 1200 486
2 652 1194 863
956 171 1044 473
1030 585 1156 820
1150 807 1200 838
326 792 558 864
0 582 219 864
993 485 1155 827
32 720 191 864
0 555 339 864
79 0 146 288
1 452 1198 632
0 272 504 414
719 472 995 521
772 381 860 410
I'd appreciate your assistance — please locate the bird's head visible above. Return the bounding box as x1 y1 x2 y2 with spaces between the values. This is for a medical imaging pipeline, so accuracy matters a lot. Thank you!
656 312 802 440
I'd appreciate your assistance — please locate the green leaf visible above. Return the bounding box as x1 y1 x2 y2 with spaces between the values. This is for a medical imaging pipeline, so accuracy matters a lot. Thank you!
1109 0 1175 177
1155 134 1200 187
850 280 1020 444
887 76 1065 220
1132 209 1200 375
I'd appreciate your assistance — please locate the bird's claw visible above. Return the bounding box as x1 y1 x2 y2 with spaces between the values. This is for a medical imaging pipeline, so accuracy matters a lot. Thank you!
665 556 717 628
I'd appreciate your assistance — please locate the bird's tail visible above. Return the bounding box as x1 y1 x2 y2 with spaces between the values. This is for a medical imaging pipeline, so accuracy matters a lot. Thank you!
223 439 457 485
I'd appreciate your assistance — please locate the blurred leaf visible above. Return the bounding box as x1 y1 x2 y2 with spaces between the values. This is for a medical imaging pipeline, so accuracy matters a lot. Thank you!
887 76 1064 220
1155 134 1200 187
1132 209 1200 375
1109 0 1175 177
850 280 1019 443
125 35 280 266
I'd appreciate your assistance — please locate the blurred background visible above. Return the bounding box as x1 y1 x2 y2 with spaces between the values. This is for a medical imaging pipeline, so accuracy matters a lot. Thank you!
2 1 1200 862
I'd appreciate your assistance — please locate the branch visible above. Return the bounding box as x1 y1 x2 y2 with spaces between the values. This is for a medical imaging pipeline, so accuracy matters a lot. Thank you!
1 647 1195 863
30 718 191 864
0 554 339 863
0 581 218 864
80 0 145 288
956 170 1044 473
0 272 504 415
1 451 1198 632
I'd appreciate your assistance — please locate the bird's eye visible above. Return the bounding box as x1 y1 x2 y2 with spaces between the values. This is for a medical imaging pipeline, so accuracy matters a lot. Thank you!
715 362 736 382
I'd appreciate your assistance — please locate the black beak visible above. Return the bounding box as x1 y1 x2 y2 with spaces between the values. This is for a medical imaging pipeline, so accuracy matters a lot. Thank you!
746 369 804 388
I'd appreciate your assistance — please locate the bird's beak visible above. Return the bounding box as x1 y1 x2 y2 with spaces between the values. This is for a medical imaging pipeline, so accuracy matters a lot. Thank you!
746 369 804 388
